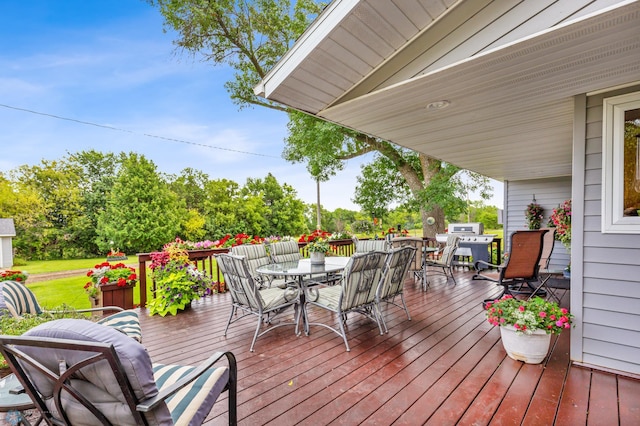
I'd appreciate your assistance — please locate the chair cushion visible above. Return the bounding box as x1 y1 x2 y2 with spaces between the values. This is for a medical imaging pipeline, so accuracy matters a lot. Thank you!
270 240 301 263
259 287 299 310
153 362 229 426
356 240 387 253
1 280 42 317
0 281 6 314
314 285 343 311
96 309 142 342
23 318 172 425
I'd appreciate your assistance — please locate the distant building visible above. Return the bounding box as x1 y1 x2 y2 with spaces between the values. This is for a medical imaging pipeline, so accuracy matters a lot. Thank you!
0 218 16 268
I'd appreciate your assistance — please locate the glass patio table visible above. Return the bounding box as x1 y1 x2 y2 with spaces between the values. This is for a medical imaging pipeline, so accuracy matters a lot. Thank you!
257 256 351 335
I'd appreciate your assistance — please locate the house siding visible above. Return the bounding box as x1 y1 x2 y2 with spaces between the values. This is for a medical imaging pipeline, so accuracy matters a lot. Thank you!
504 177 571 271
580 84 640 375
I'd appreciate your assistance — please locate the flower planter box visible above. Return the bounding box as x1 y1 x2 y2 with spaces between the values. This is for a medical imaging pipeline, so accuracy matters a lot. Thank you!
100 282 135 310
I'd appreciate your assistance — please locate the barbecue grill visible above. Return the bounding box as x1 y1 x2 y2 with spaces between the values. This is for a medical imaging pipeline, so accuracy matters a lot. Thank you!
436 223 496 269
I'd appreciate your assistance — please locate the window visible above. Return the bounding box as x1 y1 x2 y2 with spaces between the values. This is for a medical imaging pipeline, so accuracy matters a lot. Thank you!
602 91 640 233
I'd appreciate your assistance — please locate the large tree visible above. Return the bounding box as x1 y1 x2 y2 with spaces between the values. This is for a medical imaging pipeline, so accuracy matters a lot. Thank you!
150 0 492 236
10 159 86 259
96 153 185 253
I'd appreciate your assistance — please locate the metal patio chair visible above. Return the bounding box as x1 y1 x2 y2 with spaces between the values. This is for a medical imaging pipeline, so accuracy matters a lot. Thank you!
1 279 141 342
230 243 274 288
390 236 427 288
354 238 389 253
0 318 237 425
473 229 547 308
216 253 300 352
423 234 461 288
306 251 387 351
376 246 415 333
268 240 301 263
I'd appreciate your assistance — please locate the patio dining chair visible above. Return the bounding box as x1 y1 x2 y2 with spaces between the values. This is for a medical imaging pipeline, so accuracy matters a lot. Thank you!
376 246 415 333
354 238 389 253
306 251 387 351
230 243 274 288
423 234 460 289
216 253 300 352
1 279 142 342
0 318 237 425
473 229 547 308
268 240 301 263
390 236 426 288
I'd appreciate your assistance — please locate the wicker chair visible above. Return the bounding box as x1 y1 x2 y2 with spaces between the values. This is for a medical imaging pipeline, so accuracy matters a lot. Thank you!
473 229 547 308
0 319 237 425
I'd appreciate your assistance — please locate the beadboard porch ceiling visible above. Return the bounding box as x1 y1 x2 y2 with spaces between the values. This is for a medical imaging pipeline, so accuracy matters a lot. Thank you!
255 0 640 182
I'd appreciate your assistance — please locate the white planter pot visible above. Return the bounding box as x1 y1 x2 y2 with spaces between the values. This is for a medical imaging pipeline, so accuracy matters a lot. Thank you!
499 324 551 364
309 251 325 265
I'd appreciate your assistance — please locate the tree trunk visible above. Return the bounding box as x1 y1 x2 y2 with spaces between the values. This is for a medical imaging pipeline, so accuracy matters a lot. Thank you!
316 179 321 230
396 154 447 237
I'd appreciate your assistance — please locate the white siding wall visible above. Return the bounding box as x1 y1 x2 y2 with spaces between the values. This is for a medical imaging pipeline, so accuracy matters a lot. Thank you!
579 85 640 375
504 177 571 271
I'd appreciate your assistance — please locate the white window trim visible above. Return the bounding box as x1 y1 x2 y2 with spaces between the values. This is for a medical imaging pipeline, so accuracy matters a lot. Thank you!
602 91 640 233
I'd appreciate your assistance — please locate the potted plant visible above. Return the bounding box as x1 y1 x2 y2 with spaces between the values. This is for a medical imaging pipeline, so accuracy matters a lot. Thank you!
84 262 137 309
486 295 573 364
147 241 215 316
0 270 28 283
549 199 571 276
299 230 332 264
525 200 544 230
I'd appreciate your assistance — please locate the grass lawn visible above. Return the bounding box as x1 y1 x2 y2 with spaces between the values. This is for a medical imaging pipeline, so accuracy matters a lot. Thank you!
11 256 143 309
21 257 138 274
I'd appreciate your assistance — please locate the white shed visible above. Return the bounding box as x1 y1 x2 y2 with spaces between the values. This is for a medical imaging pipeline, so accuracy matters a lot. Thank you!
0 218 16 268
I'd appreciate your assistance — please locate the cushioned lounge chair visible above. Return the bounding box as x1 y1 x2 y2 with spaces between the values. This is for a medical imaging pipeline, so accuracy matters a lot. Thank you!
0 318 237 425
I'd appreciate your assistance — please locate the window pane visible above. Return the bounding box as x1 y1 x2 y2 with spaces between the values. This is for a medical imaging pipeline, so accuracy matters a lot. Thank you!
623 108 640 217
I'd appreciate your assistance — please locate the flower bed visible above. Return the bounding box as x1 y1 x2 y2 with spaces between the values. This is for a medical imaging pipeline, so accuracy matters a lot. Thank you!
0 270 28 283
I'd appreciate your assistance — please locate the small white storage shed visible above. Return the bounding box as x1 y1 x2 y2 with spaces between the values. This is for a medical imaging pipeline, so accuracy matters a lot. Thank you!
0 219 16 268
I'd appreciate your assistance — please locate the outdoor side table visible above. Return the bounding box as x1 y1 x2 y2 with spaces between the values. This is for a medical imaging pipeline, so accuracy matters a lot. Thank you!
0 373 39 425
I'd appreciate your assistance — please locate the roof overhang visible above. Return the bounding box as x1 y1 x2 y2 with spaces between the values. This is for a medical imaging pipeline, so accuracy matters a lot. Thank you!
256 0 640 182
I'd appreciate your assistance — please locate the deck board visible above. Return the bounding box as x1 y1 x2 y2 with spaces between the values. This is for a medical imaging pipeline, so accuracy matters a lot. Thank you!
136 269 640 425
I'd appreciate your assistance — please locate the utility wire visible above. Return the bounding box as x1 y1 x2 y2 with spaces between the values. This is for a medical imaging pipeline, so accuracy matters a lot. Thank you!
0 103 281 159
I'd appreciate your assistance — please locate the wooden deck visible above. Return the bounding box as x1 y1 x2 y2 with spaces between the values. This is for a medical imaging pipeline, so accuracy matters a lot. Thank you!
138 270 640 425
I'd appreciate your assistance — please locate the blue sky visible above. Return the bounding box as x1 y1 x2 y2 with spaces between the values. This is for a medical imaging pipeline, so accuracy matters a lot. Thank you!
0 1 501 212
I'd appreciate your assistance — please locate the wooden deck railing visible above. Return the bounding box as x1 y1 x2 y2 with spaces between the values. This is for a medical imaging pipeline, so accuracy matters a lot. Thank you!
135 237 501 307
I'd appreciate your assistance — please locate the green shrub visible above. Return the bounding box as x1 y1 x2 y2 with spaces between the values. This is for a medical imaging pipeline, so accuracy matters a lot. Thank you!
0 308 93 371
